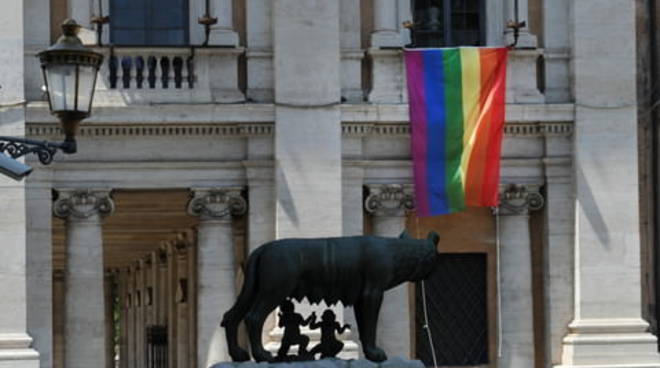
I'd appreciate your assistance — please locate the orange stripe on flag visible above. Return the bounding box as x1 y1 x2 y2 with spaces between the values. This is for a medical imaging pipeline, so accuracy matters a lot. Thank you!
464 49 498 206
480 49 508 205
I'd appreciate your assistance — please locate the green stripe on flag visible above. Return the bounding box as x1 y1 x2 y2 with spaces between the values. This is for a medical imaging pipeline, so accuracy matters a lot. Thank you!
442 49 466 213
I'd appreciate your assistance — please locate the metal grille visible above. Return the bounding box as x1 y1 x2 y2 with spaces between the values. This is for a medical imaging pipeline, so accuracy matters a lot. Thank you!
411 0 484 47
146 325 168 368
415 253 488 366
110 0 189 46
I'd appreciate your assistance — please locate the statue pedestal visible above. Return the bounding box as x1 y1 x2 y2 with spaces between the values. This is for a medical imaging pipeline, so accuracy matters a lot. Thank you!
211 357 425 368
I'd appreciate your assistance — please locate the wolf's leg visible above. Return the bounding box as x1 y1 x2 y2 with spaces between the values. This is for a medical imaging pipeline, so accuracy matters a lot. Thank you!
245 294 290 362
356 289 387 362
224 318 250 361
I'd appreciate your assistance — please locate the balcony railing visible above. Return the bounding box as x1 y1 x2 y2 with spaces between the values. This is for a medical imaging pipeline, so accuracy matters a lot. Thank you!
93 47 244 105
108 48 194 90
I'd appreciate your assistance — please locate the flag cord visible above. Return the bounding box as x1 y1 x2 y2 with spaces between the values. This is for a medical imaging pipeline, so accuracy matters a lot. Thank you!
495 206 503 358
416 215 439 368
421 279 439 368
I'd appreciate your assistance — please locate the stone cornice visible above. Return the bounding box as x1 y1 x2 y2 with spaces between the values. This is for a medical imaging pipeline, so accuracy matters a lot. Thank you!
27 101 574 124
27 123 273 138
27 121 573 139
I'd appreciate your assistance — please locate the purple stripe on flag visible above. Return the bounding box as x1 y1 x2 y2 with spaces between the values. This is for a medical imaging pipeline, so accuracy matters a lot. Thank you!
405 51 430 216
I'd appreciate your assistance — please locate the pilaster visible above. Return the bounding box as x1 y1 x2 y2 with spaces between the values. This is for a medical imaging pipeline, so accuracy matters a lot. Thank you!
506 50 544 104
367 49 407 104
543 157 574 367
246 0 273 102
207 0 239 46
26 179 53 368
188 188 246 367
365 184 415 358
340 0 363 102
67 0 96 44
542 0 571 102
196 48 246 103
497 184 543 368
53 189 115 368
244 162 275 252
0 1 40 365
504 0 538 48
557 1 660 366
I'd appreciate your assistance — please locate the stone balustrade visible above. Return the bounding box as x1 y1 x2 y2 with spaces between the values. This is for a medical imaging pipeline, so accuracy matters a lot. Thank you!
93 47 244 105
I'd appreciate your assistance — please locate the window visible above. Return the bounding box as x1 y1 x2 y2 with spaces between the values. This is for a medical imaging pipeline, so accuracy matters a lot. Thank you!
411 0 484 47
415 253 489 365
110 0 189 46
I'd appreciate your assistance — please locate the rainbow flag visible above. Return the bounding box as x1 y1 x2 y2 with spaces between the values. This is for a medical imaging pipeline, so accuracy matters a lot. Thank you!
404 47 508 217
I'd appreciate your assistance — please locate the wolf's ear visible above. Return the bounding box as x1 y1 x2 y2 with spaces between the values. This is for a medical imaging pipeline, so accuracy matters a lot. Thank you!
427 231 440 245
399 230 411 239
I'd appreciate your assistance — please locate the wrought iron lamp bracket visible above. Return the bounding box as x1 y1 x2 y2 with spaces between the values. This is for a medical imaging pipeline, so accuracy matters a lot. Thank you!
0 136 74 165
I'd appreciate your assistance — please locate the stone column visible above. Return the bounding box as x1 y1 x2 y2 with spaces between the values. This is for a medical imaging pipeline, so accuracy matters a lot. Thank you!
117 269 128 368
104 273 114 368
273 0 342 238
126 266 136 368
272 1 356 358
207 0 239 46
365 184 415 358
187 237 199 368
53 271 66 368
497 184 543 368
166 243 178 368
371 0 400 48
135 260 146 368
504 0 537 48
175 244 190 368
188 188 246 368
559 1 660 366
53 189 115 368
67 0 96 44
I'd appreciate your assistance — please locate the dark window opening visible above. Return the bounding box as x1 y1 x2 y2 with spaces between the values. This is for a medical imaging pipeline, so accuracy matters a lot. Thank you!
415 253 489 366
410 0 485 47
110 0 189 46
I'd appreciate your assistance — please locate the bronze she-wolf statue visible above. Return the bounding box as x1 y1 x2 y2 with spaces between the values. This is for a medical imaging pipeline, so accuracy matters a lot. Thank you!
221 230 441 362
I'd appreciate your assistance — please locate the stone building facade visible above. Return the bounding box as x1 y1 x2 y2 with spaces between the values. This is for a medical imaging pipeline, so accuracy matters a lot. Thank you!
0 0 658 368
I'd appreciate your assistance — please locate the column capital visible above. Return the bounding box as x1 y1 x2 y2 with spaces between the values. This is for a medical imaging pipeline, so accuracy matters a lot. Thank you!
187 187 247 220
53 189 115 219
498 184 544 215
365 184 414 217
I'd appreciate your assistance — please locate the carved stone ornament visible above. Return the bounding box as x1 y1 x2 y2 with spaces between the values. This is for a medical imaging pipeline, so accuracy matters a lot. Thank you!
498 184 544 215
187 188 247 219
53 189 115 219
364 184 415 216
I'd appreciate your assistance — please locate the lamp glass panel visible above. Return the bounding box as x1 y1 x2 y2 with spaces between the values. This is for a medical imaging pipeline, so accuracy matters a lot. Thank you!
45 64 77 111
76 65 98 113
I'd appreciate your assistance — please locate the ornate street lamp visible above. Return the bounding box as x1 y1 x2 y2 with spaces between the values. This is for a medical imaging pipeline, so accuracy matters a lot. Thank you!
0 19 103 178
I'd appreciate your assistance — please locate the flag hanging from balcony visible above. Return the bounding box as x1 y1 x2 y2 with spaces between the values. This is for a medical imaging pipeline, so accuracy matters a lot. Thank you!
405 47 508 217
